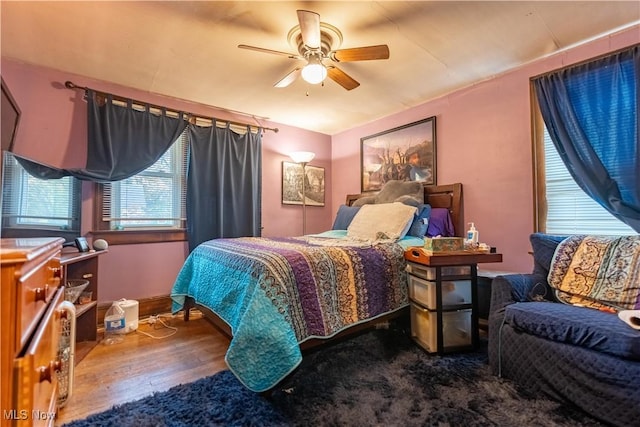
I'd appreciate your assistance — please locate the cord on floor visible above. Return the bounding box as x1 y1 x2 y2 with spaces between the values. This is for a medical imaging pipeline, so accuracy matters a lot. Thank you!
136 313 178 339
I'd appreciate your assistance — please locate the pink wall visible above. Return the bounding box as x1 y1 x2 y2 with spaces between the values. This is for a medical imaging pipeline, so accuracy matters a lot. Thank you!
1 60 332 302
2 25 637 301
260 124 332 237
332 25 640 273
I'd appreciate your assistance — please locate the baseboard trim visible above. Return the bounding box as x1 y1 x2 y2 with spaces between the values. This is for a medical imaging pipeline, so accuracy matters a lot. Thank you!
97 295 173 326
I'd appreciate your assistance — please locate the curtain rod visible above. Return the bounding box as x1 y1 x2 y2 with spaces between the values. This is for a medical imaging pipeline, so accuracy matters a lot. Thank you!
64 81 279 133
530 44 637 81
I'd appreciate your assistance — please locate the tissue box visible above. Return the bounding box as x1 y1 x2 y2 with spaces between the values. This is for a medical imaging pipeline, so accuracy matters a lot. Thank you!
424 237 464 252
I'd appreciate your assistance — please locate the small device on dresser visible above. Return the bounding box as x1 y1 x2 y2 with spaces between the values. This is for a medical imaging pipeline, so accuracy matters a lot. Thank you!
63 237 90 252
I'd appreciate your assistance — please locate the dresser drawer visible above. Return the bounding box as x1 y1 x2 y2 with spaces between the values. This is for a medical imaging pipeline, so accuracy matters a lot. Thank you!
18 256 61 349
410 302 472 353
13 287 63 426
406 262 470 280
408 275 472 310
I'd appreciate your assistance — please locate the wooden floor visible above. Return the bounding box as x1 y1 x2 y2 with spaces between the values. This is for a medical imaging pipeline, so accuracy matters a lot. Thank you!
55 312 230 426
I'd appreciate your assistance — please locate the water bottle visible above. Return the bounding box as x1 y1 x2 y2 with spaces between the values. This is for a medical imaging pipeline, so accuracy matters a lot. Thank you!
103 302 125 345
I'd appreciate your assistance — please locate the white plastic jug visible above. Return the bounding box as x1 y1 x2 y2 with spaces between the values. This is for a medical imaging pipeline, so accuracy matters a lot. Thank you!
103 302 125 345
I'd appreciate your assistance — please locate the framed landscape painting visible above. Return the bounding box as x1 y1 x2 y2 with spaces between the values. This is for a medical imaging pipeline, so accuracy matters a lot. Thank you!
282 161 325 206
360 117 436 192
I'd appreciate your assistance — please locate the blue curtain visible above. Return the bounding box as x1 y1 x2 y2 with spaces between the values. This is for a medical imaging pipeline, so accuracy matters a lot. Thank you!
14 154 69 179
80 90 189 181
17 89 188 182
186 122 262 251
14 88 263 249
533 45 640 232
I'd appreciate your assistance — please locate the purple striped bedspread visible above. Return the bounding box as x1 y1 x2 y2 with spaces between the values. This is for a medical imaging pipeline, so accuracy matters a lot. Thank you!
171 235 409 391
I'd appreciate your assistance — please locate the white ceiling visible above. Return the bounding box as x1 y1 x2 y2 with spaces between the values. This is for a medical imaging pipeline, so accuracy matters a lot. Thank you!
1 1 639 135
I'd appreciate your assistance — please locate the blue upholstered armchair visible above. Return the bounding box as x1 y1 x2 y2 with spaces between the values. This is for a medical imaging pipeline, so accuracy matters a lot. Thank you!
487 233 640 427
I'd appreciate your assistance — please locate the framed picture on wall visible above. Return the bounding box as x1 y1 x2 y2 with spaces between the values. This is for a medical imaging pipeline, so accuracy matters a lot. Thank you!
282 161 325 206
360 116 436 192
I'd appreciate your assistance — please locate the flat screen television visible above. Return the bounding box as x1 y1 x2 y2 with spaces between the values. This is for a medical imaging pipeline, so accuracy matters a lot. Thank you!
1 76 21 153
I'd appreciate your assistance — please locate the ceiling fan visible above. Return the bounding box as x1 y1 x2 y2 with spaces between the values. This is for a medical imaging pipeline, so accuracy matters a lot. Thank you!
238 10 390 91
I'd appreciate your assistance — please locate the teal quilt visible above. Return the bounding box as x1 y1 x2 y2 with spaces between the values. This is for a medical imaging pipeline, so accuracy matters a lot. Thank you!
171 236 409 391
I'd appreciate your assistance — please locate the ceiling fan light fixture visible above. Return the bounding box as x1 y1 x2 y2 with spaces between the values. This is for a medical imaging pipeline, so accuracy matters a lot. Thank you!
301 56 327 84
239 9 388 91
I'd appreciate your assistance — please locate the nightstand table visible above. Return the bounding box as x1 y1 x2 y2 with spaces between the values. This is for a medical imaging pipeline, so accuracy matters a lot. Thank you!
404 248 503 354
61 249 108 364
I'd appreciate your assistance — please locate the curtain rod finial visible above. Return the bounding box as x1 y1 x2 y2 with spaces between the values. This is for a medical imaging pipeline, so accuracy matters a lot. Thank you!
65 81 76 89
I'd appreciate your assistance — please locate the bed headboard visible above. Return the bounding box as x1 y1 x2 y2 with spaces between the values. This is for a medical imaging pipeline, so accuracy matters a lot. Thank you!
345 183 464 237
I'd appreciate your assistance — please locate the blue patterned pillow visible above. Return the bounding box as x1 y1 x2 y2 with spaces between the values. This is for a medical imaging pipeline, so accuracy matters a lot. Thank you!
407 204 432 237
332 205 361 230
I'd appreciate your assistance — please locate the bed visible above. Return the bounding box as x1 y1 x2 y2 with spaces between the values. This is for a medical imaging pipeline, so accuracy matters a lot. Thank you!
171 182 463 392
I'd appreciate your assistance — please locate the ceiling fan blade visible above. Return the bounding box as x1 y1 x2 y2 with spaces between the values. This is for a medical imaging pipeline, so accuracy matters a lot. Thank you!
297 10 321 49
327 66 360 91
274 68 302 88
238 44 302 60
330 45 390 62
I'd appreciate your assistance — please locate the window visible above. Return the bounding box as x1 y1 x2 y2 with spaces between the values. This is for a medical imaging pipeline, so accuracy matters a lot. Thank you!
536 122 635 236
93 131 188 244
1 152 81 239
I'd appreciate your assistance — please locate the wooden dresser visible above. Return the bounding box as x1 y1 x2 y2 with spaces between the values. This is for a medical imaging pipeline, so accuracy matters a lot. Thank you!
1 237 65 427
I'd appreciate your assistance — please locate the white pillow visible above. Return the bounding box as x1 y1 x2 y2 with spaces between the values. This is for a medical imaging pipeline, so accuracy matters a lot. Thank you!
347 202 417 241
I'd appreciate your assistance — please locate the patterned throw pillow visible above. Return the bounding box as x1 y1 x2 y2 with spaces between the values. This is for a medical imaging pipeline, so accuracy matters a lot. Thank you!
548 235 640 311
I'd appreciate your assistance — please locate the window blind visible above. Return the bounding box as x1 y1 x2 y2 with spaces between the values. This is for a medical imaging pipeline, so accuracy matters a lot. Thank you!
543 128 635 235
101 132 187 229
1 152 80 231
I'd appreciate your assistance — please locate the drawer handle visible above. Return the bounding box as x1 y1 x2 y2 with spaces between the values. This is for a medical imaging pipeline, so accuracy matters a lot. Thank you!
38 360 62 383
34 286 49 303
82 273 93 279
50 266 61 278
59 308 71 320
48 267 62 287
412 303 430 314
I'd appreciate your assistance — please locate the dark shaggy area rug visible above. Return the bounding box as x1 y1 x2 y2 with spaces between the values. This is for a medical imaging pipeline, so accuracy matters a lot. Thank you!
63 319 606 427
